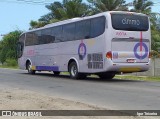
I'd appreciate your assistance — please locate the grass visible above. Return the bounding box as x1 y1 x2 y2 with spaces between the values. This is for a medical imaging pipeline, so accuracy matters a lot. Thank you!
62 72 160 81
115 75 160 81
0 65 18 69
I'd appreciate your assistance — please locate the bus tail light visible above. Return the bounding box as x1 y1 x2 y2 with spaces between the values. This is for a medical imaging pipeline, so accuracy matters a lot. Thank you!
106 51 112 59
148 52 151 58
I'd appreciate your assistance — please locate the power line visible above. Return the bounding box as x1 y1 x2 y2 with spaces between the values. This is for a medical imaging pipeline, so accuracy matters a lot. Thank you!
0 0 53 5
17 0 53 4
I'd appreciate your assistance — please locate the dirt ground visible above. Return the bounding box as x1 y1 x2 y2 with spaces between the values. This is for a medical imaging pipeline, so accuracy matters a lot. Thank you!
0 88 158 119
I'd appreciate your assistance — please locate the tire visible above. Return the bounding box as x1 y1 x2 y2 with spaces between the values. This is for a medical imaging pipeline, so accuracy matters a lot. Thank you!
69 62 86 79
98 72 115 80
53 71 60 75
27 62 35 74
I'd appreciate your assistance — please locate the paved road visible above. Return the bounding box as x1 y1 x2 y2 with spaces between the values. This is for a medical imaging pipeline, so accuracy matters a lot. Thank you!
0 68 160 110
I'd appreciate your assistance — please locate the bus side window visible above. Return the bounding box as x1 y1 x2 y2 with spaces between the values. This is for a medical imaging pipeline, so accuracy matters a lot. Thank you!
75 21 84 40
90 16 105 38
35 31 41 45
52 26 63 42
63 23 75 41
25 33 34 46
19 34 25 43
75 20 91 40
84 20 91 39
25 32 38 46
42 29 55 44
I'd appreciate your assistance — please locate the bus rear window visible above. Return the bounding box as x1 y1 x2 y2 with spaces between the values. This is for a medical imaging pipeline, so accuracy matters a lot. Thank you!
111 13 149 31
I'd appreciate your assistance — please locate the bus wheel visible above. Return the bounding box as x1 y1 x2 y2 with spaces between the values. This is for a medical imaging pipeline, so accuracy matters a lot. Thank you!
69 62 86 79
53 71 60 75
98 72 115 80
27 62 35 74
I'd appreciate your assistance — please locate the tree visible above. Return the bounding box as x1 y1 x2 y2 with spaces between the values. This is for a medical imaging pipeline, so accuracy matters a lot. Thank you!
43 0 89 21
131 0 153 15
29 0 90 29
0 30 22 64
87 0 128 14
29 20 47 29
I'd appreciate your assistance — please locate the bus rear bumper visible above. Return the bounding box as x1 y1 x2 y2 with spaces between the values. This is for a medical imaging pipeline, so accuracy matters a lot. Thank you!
106 61 150 73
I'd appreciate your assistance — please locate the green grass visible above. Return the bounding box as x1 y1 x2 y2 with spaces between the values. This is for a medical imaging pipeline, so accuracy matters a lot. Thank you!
0 65 18 69
115 75 160 81
62 72 160 81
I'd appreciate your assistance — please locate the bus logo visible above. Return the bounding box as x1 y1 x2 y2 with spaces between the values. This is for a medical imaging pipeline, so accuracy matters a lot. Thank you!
78 42 87 60
134 42 148 60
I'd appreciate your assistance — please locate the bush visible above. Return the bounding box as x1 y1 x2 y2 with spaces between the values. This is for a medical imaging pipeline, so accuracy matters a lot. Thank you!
5 59 18 67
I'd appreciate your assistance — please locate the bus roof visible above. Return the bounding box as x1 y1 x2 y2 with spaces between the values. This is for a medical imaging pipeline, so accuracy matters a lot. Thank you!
21 11 148 35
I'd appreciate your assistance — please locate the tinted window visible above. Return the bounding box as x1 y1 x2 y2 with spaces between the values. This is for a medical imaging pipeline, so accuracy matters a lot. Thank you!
111 13 149 31
91 16 105 37
35 31 41 45
52 26 63 42
17 34 25 58
17 42 24 58
63 23 75 41
25 32 38 46
75 17 105 40
75 20 91 40
19 34 25 43
75 21 84 40
39 29 54 44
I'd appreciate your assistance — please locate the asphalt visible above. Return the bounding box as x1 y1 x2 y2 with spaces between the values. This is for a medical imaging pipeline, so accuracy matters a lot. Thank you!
0 68 160 110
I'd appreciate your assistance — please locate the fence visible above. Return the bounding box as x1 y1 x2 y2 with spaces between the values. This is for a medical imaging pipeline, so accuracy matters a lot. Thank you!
132 58 160 77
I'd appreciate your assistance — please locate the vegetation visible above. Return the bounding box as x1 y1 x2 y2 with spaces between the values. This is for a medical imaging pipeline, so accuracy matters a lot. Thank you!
0 0 160 67
0 30 22 66
30 0 90 29
87 0 128 14
115 75 160 81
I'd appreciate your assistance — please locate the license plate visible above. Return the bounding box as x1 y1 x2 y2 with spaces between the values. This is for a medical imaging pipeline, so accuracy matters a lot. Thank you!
127 59 136 63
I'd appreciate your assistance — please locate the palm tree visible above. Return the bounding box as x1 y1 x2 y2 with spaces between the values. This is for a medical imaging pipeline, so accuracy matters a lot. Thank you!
87 0 128 14
30 0 89 29
131 0 153 14
39 0 89 23
29 20 47 29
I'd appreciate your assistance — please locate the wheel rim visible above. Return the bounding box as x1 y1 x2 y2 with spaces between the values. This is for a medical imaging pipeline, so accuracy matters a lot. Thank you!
28 64 32 73
71 65 77 77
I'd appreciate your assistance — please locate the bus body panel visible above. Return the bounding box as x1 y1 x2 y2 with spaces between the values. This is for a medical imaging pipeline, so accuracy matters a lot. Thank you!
17 11 151 75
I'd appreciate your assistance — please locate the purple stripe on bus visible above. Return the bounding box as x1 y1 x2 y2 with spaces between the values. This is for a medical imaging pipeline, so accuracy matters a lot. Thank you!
36 66 59 71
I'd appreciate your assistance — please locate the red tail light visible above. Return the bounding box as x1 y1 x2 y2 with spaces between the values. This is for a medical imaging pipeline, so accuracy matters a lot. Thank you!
148 52 151 58
106 51 112 59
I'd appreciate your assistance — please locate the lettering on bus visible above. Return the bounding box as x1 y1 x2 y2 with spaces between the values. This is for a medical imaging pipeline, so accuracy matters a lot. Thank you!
26 50 35 56
116 32 127 37
122 18 140 26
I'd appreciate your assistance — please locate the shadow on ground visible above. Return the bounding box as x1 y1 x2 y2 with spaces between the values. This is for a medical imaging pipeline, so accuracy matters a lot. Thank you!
20 71 143 83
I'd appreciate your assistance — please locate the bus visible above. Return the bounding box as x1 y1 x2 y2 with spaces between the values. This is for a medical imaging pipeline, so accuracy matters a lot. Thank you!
17 11 151 79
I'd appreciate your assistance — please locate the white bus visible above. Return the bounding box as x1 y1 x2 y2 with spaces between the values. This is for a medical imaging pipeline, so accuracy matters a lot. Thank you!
17 11 151 79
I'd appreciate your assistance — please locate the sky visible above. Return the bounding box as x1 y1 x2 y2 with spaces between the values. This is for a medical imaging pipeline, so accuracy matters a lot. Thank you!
0 0 160 40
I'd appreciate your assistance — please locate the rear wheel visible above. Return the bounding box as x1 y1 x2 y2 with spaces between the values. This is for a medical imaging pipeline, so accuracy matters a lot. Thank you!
69 62 86 79
27 62 35 74
98 72 115 80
